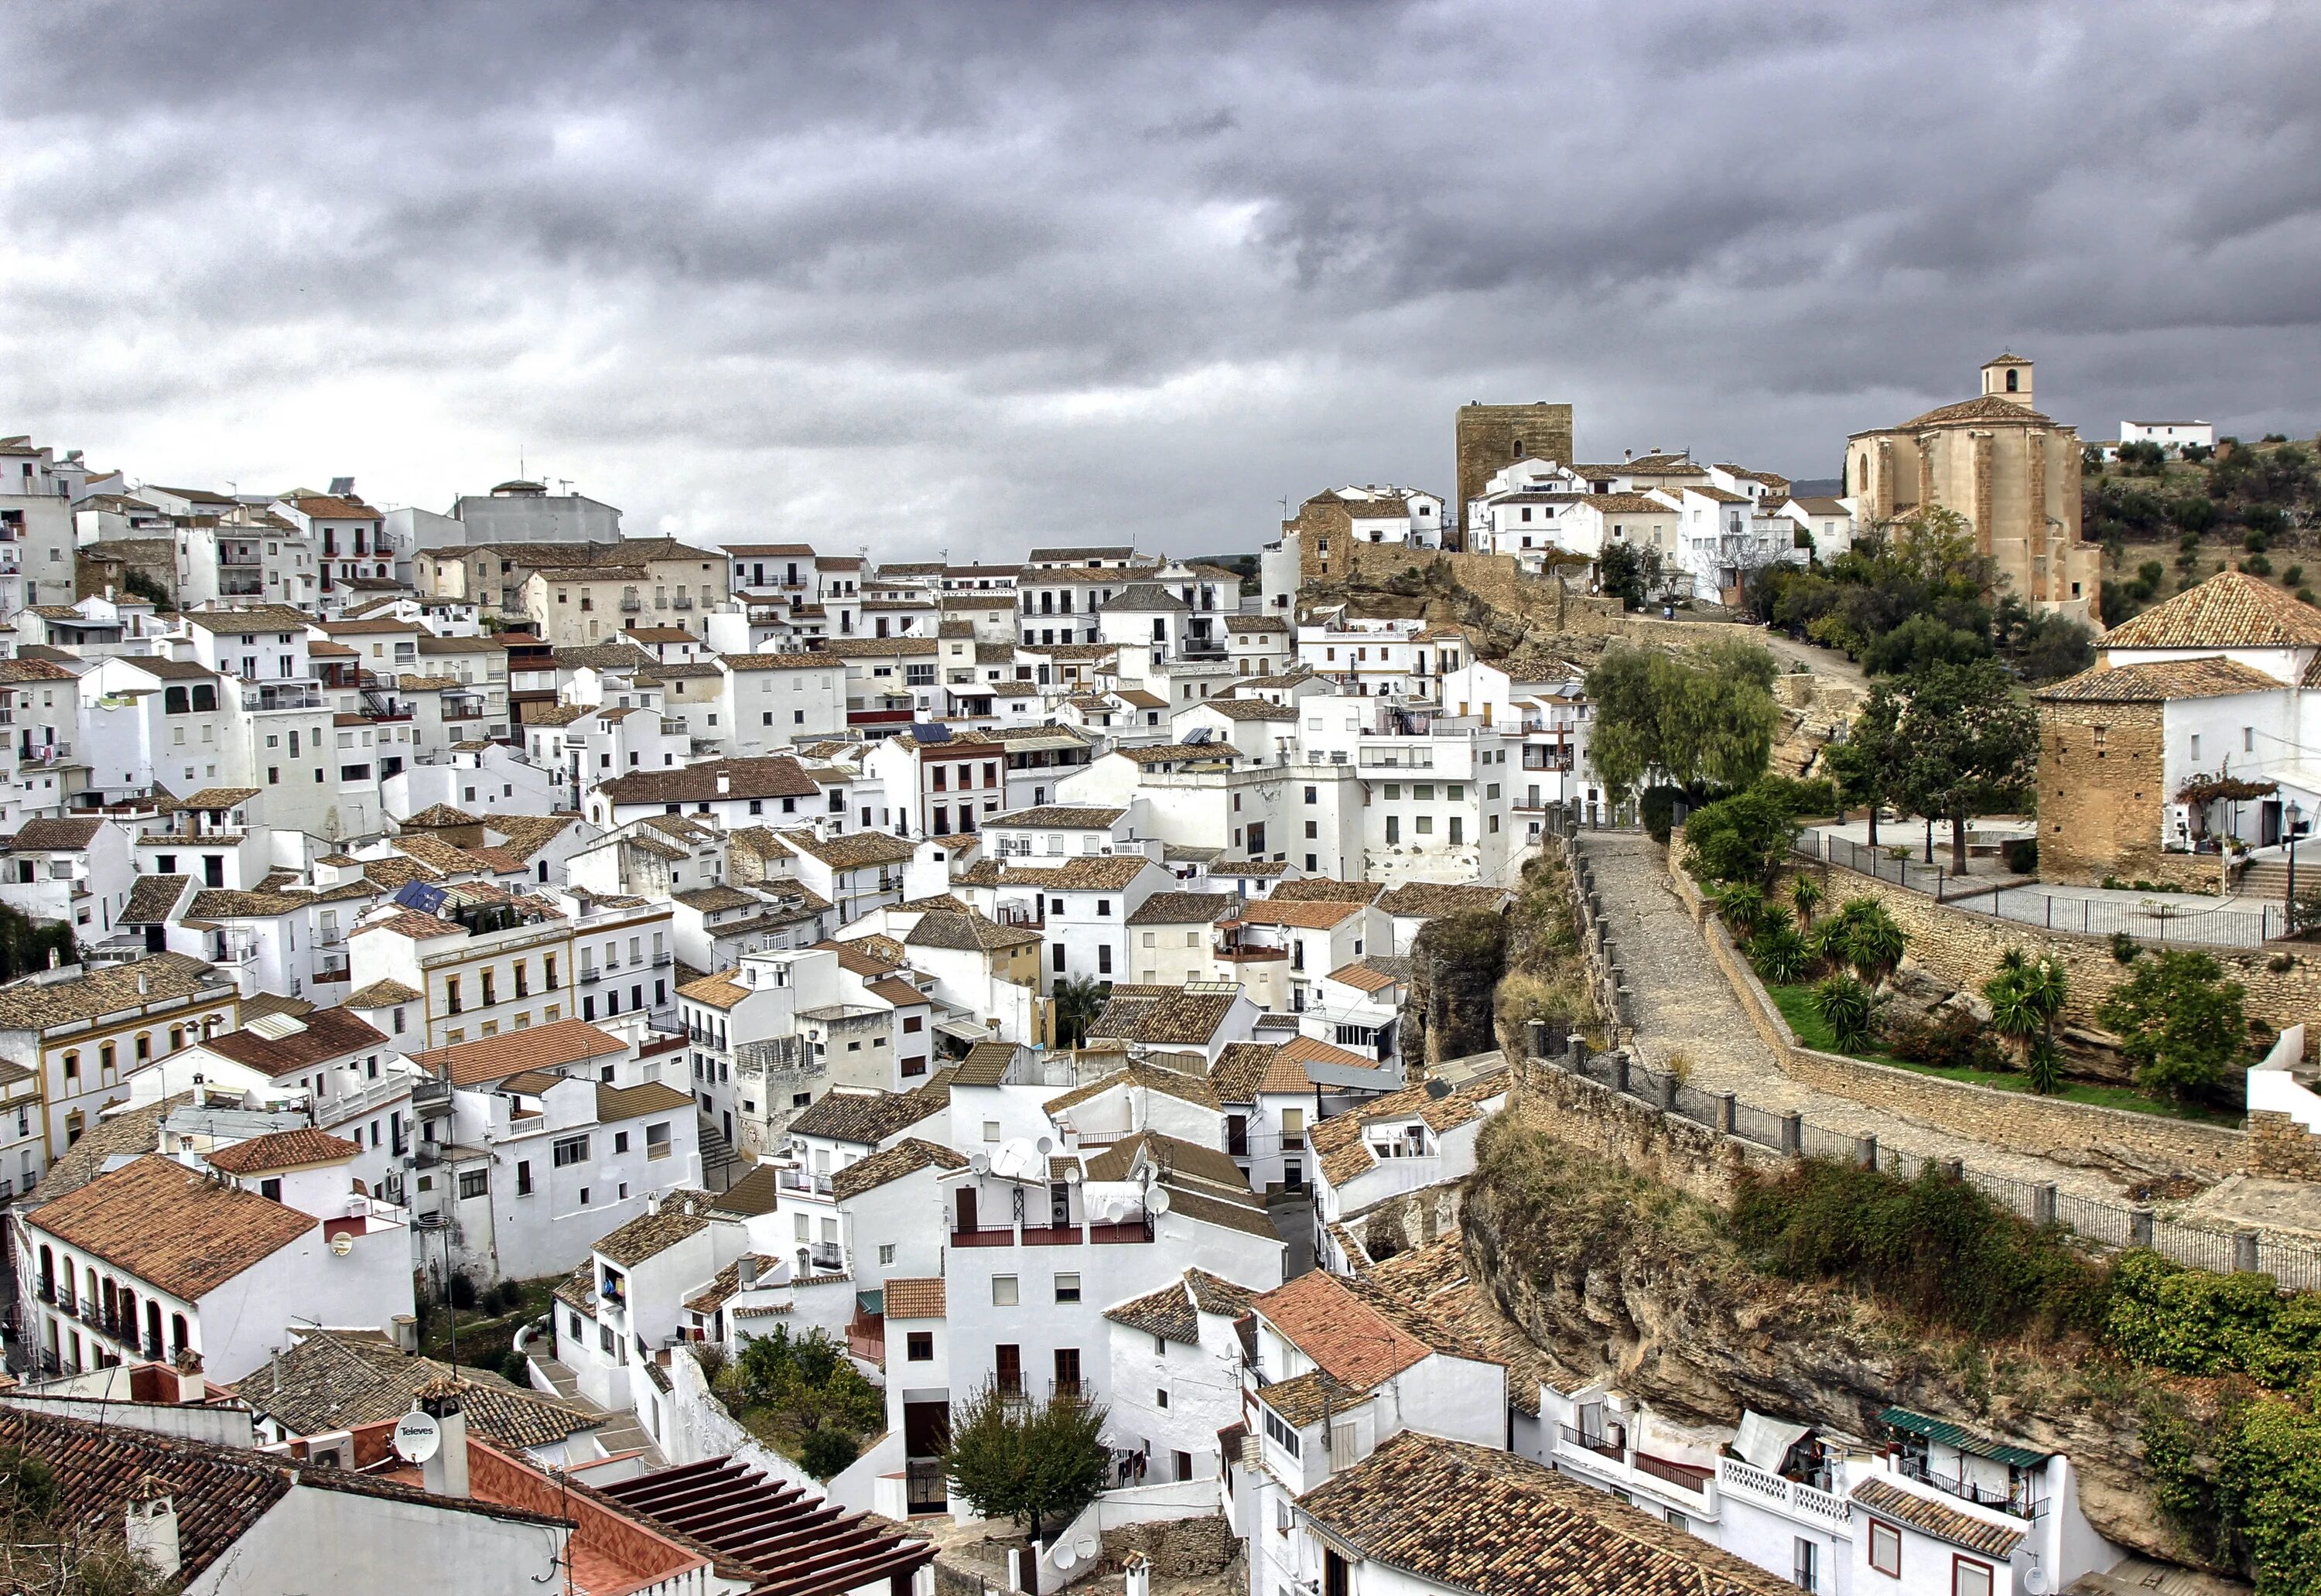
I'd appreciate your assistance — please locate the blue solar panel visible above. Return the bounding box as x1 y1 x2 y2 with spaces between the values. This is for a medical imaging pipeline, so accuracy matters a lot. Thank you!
395 880 451 918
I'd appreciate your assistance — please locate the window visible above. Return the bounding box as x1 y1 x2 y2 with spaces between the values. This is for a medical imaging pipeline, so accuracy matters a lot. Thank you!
992 1275 1019 1307
458 1169 488 1200
613 1130 630 1153
516 1160 534 1195
1263 1407 1301 1457
1055 1273 1081 1303
553 1135 591 1167
1868 1519 1901 1578
880 1243 897 1266
908 1331 934 1361
260 1177 282 1201
1952 1560 1991 1596
1157 1387 1170 1409
646 1122 672 1159
1793 1539 1818 1594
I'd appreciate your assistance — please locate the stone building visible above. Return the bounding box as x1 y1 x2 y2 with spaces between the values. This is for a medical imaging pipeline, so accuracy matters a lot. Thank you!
2032 570 2321 885
1845 355 2101 625
1454 402 1574 543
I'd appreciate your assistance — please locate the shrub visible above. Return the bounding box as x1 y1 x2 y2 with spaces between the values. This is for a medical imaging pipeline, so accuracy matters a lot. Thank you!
1789 873 1824 926
1711 882 1769 937
1752 773 1839 819
1731 1160 2111 1340
2025 1036 2064 1094
2002 837 2039 874
1885 1009 2007 1072
2112 930 2142 964
1684 788 1800 887
1810 974 1876 1051
2107 1250 2321 1387
2286 566 2305 588
2247 554 2276 577
2096 948 2250 1100
1639 784 1689 844
800 1428 862 1479
1813 898 1907 981
447 1273 478 1310
1748 922 1811 985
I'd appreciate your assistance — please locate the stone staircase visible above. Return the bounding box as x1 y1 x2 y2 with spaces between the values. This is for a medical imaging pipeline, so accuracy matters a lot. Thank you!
697 1112 743 1193
2236 858 2299 903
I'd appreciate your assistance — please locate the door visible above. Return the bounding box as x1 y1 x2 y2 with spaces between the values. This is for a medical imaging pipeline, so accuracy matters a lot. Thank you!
2263 800 2284 847
956 1187 977 1236
1053 1347 1081 1396
996 1343 1022 1396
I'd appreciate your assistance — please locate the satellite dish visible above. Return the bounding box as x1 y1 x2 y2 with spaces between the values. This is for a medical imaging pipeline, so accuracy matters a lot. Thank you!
330 1232 355 1257
2022 1570 2051 1596
391 1410 443 1464
1063 1164 1082 1185
1147 1188 1172 1215
1077 1539 1097 1563
1054 1546 1078 1571
1035 1135 1053 1155
969 1153 990 1176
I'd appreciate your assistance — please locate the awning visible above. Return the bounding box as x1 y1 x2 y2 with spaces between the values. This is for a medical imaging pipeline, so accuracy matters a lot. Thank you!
1876 1407 2051 1469
935 1018 992 1042
856 1289 884 1317
1734 1410 1813 1473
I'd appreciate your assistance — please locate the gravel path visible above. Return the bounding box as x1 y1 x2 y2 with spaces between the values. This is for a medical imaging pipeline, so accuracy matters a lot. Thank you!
1575 832 2142 1198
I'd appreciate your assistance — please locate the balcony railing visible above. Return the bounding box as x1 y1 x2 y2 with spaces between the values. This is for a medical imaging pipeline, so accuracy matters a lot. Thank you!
1558 1423 1623 1463
809 1243 843 1270
951 1225 1017 1248
1897 1457 2043 1519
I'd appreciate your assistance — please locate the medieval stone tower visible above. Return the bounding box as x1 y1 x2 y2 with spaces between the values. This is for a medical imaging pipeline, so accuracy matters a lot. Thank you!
1454 402 1575 545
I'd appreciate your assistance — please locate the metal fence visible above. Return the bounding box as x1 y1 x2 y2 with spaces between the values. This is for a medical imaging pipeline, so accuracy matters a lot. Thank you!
1530 1037 2321 1294
1794 829 2286 950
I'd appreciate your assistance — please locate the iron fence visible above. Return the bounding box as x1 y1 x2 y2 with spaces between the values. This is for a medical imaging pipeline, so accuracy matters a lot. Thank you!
1532 1041 2321 1294
1793 830 2285 950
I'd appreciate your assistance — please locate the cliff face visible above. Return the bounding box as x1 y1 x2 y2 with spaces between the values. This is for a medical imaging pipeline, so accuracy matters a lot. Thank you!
1458 1123 2175 1561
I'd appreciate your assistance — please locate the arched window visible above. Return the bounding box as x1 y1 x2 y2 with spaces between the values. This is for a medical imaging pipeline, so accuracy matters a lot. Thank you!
2005 368 2018 393
145 1299 162 1356
171 1314 189 1355
36 1245 52 1295
163 687 189 714
191 683 217 712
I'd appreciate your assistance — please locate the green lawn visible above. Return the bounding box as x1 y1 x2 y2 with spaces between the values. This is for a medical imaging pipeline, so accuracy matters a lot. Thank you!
1764 983 2241 1126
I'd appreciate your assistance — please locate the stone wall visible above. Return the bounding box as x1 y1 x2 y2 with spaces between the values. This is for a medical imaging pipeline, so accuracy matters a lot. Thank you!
1502 1054 1783 1208
1667 838 2252 1180
2036 697 2174 884
2248 1110 2321 1179
1454 402 1574 528
1099 1516 1237 1578
1799 854 2320 1044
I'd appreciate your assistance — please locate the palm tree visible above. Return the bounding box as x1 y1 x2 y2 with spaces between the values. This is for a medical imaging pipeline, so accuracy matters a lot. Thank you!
1789 873 1824 928
1984 949 2069 1088
1051 975 1110 1049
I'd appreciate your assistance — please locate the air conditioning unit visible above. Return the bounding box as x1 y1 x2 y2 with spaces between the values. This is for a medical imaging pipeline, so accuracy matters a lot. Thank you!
304 1430 355 1470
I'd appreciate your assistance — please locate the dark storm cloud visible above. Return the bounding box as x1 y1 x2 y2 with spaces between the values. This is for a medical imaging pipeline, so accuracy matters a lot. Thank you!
5 0 2321 553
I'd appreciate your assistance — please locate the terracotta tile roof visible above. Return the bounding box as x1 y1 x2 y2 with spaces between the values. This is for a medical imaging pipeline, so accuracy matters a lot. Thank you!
1362 1235 1567 1412
676 970 753 1010
205 1127 361 1174
599 757 822 806
2035 654 2285 702
882 1276 947 1319
412 1018 629 1088
1851 1476 2026 1560
1297 1430 1793 1596
1044 1061 1221 1114
1238 897 1365 930
241 1329 600 1448
814 938 904 977
1266 877 1384 904
28 1155 317 1300
1208 1041 1314 1100
1376 882 1514 918
788 1080 949 1146
984 805 1126 829
904 908 1041 952
710 1164 784 1218
593 1190 720 1266
4 816 105 849
402 802 481 828
1210 859 1290 878
683 1253 784 1314
1893 394 2055 429
1084 1130 1248 1194
1104 1268 1254 1344
344 978 423 1008
1197 698 1297 722
0 953 231 1032
777 828 919 869
1312 1071 1513 1188
1275 1033 1384 1074
596 1081 695 1122
188 887 309 919
1327 961 1401 995
719 652 841 672
121 872 192 923
1126 891 1242 926
1118 742 1239 765
1089 988 1241 1047
969 855 1158 892
829 1136 968 1200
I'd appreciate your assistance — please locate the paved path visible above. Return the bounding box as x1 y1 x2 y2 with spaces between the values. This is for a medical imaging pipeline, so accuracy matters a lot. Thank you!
1574 832 2144 1198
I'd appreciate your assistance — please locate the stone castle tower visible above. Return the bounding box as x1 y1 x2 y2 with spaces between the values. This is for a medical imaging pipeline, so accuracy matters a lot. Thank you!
1455 402 1575 546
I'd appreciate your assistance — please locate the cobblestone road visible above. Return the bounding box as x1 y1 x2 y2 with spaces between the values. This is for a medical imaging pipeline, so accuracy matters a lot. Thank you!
1574 831 2144 1198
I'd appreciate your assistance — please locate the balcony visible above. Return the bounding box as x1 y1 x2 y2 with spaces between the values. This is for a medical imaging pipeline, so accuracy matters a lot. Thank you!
620 597 643 613
673 595 694 610
809 1242 843 1271
1020 1225 1084 1246
780 1170 835 1197
243 690 326 712
1718 1456 1850 1526
951 1225 1017 1248
1896 1456 2044 1519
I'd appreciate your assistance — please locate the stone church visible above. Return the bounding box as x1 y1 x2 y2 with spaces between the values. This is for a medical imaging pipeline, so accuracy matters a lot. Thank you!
1847 355 2102 626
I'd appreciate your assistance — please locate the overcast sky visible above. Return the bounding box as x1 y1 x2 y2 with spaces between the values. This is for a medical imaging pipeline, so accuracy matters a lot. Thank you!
5 1 2318 559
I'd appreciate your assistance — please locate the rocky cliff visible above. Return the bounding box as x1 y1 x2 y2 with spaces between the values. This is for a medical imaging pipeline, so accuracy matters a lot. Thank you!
1458 1119 2176 1562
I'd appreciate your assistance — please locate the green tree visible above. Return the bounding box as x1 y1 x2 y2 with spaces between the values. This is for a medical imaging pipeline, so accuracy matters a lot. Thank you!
1582 641 1779 801
1596 542 1663 611
1895 660 2039 873
1812 898 1906 982
1984 948 2069 1087
1824 684 1906 849
940 1381 1112 1544
1051 976 1109 1049
2095 949 2249 1102
1860 613 1990 677
1683 788 1800 887
735 1326 885 1477
1810 974 1876 1051
1789 873 1824 927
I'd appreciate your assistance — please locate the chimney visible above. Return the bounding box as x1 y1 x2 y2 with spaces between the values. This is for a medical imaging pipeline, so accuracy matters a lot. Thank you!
716 772 731 796
137 971 151 996
737 1256 759 1291
419 1379 470 1499
125 1484 182 1582
173 1348 205 1406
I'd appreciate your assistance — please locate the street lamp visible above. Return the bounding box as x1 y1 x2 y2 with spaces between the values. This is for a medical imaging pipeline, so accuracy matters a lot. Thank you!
2288 800 2305 921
